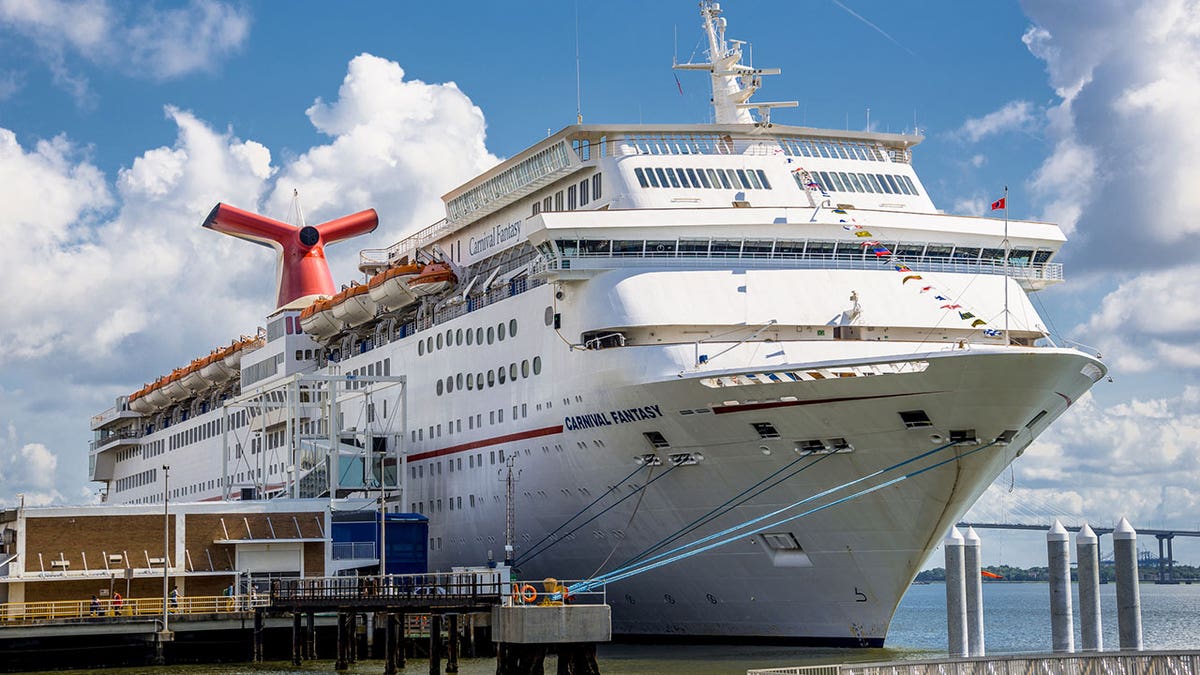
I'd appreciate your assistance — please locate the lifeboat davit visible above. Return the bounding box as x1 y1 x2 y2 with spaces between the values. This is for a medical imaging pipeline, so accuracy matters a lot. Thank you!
300 297 341 341
330 284 376 328
408 262 457 297
367 263 422 312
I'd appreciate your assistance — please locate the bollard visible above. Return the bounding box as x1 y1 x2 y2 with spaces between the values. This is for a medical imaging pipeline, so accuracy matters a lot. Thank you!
944 526 968 658
964 526 985 656
1114 517 1143 651
1077 523 1102 651
1047 519 1074 653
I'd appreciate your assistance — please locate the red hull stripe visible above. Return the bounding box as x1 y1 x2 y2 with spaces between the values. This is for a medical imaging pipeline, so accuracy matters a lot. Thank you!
712 392 933 415
408 425 564 462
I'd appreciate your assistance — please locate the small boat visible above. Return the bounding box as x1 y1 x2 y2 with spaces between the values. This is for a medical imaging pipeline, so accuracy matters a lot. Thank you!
408 262 456 297
162 369 190 402
199 348 236 384
300 296 341 340
180 359 208 392
367 263 422 312
330 284 377 328
223 336 263 371
142 378 171 409
127 386 154 414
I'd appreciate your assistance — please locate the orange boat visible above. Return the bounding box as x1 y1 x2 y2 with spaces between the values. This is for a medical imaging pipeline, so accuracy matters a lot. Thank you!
367 262 422 312
330 284 377 328
299 296 341 340
407 262 456 297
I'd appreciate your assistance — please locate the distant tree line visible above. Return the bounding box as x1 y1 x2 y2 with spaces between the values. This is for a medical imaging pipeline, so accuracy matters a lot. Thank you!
916 562 1200 583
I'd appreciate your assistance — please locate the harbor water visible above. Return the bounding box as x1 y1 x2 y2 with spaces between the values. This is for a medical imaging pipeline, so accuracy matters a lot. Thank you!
25 582 1200 674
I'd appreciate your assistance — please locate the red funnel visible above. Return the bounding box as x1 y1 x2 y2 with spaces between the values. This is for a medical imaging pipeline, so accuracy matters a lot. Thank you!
203 203 378 309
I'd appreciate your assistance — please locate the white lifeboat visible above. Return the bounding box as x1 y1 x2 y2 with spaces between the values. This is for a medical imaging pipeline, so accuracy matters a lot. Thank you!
128 387 153 414
162 370 190 402
224 336 263 371
300 297 341 341
408 262 457 297
180 360 208 392
330 284 376 328
199 349 236 384
142 378 171 409
367 263 421 312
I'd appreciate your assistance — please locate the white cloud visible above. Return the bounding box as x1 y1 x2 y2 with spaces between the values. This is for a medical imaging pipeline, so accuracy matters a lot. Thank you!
952 196 987 217
0 53 498 503
968 388 1200 528
969 154 985 168
0 423 64 505
0 0 250 102
953 100 1035 143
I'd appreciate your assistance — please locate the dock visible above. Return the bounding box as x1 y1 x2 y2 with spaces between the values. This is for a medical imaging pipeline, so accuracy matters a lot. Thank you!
748 649 1200 675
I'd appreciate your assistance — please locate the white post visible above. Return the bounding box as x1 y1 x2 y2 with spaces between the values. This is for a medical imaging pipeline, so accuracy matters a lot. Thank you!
1047 519 1074 653
944 527 967 658
1077 523 1102 651
964 526 985 656
1114 517 1143 651
162 465 170 635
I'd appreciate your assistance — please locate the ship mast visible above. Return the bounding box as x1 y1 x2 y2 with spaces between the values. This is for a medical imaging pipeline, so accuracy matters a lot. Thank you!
673 1 796 126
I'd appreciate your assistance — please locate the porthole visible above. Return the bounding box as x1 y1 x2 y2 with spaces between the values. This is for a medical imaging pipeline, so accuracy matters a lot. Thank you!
476 373 484 389
522 360 530 378
418 341 425 356
487 326 495 344
545 306 554 326
445 329 453 345
487 370 496 387
456 328 463 345
533 356 542 375
446 376 454 393
466 329 474 345
498 322 506 340
498 367 506 384
436 380 444 396
456 373 464 389
510 319 518 336
509 363 518 380
437 333 443 349
467 375 474 391
476 327 484 344
426 337 433 353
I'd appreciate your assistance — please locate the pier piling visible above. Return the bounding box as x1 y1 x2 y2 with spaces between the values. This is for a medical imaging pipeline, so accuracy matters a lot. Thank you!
335 612 349 671
430 613 443 675
385 613 398 675
964 526 985 656
944 526 967 658
307 611 316 659
447 613 460 673
1115 517 1144 651
1077 523 1102 651
253 608 265 662
1047 519 1074 653
292 612 302 666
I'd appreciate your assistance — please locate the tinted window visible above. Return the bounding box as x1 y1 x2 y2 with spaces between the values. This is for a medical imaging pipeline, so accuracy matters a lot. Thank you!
634 168 649 188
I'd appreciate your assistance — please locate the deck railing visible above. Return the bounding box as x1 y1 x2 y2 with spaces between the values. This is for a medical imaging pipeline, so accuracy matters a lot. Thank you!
0 594 267 625
747 650 1200 675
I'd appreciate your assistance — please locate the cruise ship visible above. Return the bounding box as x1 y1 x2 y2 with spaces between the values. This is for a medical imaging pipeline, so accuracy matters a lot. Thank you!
87 3 1105 645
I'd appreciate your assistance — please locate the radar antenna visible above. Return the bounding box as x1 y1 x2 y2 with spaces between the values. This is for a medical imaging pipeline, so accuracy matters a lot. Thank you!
673 1 797 126
203 201 379 310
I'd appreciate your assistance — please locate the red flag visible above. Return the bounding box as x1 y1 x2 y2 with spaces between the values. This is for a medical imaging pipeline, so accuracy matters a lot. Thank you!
991 197 1006 211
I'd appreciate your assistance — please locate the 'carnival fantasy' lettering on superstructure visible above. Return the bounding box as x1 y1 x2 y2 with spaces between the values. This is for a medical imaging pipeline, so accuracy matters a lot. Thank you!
469 220 522 256
564 404 663 431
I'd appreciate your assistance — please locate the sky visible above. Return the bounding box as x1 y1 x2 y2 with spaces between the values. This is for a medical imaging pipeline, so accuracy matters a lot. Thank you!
1 0 1199 568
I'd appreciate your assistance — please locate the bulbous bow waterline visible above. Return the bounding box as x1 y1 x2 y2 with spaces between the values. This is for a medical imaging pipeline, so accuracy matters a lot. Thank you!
202 202 379 310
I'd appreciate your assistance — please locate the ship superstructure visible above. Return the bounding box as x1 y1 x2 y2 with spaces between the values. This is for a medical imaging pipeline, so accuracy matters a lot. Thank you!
88 2 1104 644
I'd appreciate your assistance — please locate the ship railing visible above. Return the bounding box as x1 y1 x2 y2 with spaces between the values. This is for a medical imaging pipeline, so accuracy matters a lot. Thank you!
747 650 1200 675
540 252 1062 281
360 218 454 271
273 571 508 605
605 132 909 163
0 594 267 626
89 428 145 453
331 541 378 561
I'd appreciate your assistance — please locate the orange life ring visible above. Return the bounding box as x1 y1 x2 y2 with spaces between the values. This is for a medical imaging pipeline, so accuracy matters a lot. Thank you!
519 583 537 604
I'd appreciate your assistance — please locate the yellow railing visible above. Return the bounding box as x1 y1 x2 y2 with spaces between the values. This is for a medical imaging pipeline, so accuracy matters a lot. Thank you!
0 594 269 625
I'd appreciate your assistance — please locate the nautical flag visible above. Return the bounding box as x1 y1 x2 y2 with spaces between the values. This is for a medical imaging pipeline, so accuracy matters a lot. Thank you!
872 246 891 257
940 304 962 310
972 319 988 327
843 224 862 231
920 286 933 292
934 295 949 301
959 311 976 320
854 230 873 237
674 73 684 96
894 264 912 272
991 197 1006 211
901 275 922 284
982 328 1002 337
832 208 847 214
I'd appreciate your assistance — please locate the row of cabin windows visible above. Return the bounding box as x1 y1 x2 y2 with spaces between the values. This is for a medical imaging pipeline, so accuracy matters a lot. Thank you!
435 357 543 396
531 174 603 216
797 170 919 197
114 467 157 493
412 401 533 444
551 237 1052 265
633 167 772 191
411 449 507 481
344 358 390 390
170 418 223 451
419 320 519 356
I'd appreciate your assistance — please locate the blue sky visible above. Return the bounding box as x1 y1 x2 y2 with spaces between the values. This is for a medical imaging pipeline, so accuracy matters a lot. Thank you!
2 0 1199 568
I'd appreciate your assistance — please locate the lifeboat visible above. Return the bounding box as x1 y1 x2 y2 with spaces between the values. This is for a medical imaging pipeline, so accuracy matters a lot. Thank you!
199 348 236 384
408 262 457 297
300 297 341 341
162 369 190 402
223 336 263 371
180 359 208 392
330 284 377 328
128 386 153 414
367 263 422 312
142 377 170 409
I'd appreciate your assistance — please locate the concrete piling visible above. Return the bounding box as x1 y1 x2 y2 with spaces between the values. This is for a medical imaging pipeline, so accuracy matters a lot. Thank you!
944 526 968 658
964 526 985 656
1047 519 1074 653
1077 523 1102 651
1115 517 1143 651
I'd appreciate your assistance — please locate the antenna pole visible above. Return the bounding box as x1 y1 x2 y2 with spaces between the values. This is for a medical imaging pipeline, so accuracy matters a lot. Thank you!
575 1 582 124
503 456 517 567
1003 185 1010 346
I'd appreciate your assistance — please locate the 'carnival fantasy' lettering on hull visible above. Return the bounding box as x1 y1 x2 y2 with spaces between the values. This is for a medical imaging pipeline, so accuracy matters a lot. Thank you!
564 405 663 431
469 220 522 256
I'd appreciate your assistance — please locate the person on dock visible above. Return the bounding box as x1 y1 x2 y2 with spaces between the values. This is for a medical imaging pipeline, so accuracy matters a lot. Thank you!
170 586 180 613
223 583 235 611
112 591 123 616
89 595 100 616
